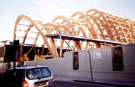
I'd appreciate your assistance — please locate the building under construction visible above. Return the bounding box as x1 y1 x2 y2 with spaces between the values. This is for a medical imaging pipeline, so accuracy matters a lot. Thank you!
13 9 135 61
0 9 135 62
0 9 135 85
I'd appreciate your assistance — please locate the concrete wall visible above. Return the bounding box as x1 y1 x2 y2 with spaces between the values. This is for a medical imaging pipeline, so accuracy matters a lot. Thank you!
26 50 92 78
90 45 135 81
122 44 135 73
64 50 91 78
90 47 114 79
26 58 65 76
25 44 135 81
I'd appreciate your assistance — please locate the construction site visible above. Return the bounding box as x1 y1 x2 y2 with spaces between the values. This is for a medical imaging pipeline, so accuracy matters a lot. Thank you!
0 9 135 86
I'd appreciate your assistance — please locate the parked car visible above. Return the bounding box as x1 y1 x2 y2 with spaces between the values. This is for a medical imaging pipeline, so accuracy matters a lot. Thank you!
0 66 55 87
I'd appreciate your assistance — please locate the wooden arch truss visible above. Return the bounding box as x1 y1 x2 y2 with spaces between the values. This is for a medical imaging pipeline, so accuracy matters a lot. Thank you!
14 9 135 58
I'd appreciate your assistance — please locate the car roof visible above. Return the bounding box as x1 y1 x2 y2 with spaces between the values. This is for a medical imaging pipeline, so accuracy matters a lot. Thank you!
11 66 48 70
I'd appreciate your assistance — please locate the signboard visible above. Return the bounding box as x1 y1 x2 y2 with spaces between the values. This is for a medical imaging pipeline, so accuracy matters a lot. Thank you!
93 53 102 59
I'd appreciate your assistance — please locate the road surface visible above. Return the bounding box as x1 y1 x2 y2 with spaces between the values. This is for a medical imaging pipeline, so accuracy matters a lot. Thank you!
55 81 117 87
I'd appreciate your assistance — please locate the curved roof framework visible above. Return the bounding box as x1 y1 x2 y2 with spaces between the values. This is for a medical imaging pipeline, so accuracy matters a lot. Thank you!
14 9 135 58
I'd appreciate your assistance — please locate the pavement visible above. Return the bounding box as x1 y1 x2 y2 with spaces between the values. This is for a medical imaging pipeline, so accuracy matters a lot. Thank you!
55 75 135 87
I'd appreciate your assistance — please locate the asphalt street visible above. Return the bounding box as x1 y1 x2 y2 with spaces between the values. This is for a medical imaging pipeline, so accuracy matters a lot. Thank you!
0 76 129 87
55 81 117 87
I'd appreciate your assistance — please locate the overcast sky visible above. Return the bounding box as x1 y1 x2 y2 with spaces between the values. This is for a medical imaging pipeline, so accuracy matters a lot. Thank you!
0 0 135 42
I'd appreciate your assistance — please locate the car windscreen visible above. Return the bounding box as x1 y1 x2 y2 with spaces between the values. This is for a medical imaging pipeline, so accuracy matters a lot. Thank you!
26 67 51 80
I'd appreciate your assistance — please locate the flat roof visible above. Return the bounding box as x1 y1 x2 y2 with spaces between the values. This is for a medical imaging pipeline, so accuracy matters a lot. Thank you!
45 33 127 45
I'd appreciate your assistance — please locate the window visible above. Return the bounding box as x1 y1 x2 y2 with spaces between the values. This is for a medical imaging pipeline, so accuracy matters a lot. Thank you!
73 52 79 70
27 67 51 80
41 68 51 77
112 47 124 71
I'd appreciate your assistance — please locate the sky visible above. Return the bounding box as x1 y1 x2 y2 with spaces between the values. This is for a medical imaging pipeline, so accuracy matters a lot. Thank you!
0 0 135 42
